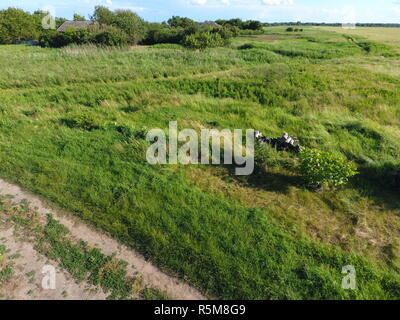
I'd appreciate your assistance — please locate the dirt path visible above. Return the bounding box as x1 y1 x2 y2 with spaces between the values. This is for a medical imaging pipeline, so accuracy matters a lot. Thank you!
0 226 107 300
0 178 206 300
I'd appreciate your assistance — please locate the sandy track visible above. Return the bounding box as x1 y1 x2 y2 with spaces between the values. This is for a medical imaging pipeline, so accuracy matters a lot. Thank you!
0 178 206 300
0 226 107 300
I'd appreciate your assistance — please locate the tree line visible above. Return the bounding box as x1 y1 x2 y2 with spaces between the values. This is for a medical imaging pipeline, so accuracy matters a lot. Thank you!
0 7 264 49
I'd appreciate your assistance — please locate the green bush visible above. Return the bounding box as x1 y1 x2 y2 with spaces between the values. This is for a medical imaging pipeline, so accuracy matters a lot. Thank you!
40 28 92 48
167 16 196 28
92 6 145 45
215 18 264 31
182 31 226 50
39 25 128 48
142 24 184 45
299 148 358 188
93 25 128 47
0 8 40 44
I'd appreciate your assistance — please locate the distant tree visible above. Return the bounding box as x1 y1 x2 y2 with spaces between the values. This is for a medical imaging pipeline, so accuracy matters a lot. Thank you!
0 8 39 43
93 25 128 46
167 16 196 28
182 31 225 50
73 13 86 21
142 24 183 45
215 19 227 26
226 18 244 28
91 6 115 25
113 10 145 44
91 6 145 45
243 20 263 30
56 17 68 29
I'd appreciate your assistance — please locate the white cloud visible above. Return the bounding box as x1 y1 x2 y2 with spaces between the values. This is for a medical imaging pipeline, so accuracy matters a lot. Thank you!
261 0 294 5
191 0 208 5
189 0 295 7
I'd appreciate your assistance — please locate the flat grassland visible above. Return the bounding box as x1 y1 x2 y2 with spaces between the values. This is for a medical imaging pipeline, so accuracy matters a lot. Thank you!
317 26 400 48
0 27 399 299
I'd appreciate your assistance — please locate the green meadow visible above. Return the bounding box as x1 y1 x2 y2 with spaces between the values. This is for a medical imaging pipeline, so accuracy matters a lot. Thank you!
0 27 399 299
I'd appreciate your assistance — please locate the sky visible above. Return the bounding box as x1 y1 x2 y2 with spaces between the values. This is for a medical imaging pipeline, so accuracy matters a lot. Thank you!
1 0 400 23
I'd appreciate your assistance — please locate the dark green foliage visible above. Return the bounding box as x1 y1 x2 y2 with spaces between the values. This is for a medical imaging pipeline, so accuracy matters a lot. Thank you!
40 6 145 48
142 24 184 45
39 24 128 48
216 18 264 31
143 23 234 49
92 6 145 45
168 16 196 28
39 28 91 48
182 31 226 50
93 25 128 47
0 8 40 44
242 20 264 30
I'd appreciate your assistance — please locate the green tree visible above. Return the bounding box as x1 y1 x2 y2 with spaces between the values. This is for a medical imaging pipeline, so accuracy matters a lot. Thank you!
243 20 263 30
168 16 196 28
113 10 145 45
91 6 145 45
91 6 115 25
0 8 39 43
182 31 225 50
73 13 86 21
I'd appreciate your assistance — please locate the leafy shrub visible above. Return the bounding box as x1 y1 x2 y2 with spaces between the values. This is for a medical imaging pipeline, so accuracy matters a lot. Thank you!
167 16 196 28
92 6 145 45
142 24 184 45
182 31 226 50
218 25 240 38
0 8 40 44
93 25 128 47
299 148 358 188
242 20 264 30
40 28 92 48
215 18 264 31
39 25 128 48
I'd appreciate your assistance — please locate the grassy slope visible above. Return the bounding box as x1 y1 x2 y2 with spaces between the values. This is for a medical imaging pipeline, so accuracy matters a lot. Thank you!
0 27 399 299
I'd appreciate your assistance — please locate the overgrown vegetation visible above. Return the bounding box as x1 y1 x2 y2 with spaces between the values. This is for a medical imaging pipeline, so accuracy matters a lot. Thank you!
0 26 399 299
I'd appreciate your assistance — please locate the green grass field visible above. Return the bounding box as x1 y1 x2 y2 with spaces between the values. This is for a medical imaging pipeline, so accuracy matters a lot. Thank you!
0 27 399 299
